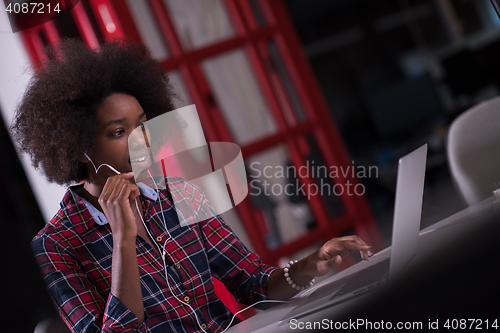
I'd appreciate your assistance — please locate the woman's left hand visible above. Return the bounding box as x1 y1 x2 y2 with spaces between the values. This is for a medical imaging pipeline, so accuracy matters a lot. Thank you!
267 235 374 300
307 235 373 277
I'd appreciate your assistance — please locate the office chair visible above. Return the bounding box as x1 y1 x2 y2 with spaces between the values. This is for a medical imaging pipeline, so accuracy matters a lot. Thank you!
447 96 500 206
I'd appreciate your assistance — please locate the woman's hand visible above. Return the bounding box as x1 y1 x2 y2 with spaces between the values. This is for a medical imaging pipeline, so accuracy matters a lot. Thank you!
98 173 145 323
98 172 141 241
267 235 373 300
307 235 373 277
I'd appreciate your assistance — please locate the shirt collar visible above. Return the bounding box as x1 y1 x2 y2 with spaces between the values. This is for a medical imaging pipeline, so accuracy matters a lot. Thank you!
67 181 162 228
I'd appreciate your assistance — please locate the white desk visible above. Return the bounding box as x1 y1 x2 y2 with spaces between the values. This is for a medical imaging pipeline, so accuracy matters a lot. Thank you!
227 196 499 333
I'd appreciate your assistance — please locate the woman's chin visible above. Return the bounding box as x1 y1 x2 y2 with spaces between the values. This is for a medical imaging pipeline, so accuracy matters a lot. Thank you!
129 163 149 182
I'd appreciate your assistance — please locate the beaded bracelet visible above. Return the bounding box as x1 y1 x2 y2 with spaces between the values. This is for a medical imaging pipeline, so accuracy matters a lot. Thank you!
283 260 315 291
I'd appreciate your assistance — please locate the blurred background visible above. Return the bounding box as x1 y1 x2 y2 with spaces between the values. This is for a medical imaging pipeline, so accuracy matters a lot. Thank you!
1 0 499 331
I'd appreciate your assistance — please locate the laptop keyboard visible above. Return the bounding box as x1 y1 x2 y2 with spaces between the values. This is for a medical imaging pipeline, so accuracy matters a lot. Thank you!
331 258 390 299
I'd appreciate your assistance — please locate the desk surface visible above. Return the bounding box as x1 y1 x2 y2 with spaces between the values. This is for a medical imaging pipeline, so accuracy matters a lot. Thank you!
227 196 499 333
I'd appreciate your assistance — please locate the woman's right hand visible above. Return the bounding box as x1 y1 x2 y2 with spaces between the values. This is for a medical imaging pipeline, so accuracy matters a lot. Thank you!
98 172 141 241
99 173 145 323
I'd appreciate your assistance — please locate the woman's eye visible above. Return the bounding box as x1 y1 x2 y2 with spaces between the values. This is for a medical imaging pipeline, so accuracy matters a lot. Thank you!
111 129 125 136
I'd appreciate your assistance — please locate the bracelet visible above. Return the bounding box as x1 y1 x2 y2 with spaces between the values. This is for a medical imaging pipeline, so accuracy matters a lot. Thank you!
283 260 315 291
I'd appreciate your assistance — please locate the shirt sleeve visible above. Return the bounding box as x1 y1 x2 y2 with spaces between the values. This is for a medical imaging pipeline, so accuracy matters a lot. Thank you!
32 233 149 333
196 193 278 305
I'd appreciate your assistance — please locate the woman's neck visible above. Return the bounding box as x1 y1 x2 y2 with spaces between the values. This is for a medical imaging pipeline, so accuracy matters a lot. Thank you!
83 179 104 197
80 182 103 212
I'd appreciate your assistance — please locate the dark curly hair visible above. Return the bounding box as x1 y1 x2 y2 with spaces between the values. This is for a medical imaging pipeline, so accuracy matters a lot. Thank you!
11 38 175 185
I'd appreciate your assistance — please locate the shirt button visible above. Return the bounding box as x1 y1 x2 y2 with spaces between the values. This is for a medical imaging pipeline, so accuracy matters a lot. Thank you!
156 236 162 242
184 296 190 302
201 324 207 329
176 263 181 269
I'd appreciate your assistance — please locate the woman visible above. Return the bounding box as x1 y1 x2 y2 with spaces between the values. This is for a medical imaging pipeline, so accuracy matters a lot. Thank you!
12 39 372 332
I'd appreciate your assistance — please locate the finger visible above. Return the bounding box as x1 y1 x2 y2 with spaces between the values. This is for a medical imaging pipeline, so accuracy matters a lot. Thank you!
361 250 369 261
361 246 375 260
343 241 371 253
103 172 135 182
99 176 119 203
326 255 342 271
340 235 370 247
107 179 128 205
116 173 139 196
113 182 135 218
129 184 141 201
352 236 371 260
116 180 131 201
119 172 135 179
102 177 129 204
321 243 343 260
120 178 141 200
340 241 371 261
347 236 369 260
339 235 371 260
317 255 342 275
118 182 141 202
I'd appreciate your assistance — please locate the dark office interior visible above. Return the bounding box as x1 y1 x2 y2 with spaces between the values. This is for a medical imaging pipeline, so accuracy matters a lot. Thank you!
2 0 500 332
287 0 500 238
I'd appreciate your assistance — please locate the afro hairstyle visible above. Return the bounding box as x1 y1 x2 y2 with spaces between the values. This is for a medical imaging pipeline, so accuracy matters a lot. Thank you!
11 38 176 185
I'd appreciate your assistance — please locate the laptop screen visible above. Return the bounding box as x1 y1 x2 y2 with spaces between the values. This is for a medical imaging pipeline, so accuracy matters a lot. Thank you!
390 144 427 278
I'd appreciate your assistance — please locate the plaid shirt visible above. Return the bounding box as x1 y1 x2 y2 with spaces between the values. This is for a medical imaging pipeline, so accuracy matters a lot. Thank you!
32 177 276 332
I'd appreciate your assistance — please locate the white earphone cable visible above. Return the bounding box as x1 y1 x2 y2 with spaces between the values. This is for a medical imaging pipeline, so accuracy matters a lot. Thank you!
143 172 288 333
86 154 288 332
84 152 121 175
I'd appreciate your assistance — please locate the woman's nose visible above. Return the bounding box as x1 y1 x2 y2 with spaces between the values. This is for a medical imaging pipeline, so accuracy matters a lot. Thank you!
129 124 150 150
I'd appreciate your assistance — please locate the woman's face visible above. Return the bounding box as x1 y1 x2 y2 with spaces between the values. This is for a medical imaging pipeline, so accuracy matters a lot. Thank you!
86 93 149 182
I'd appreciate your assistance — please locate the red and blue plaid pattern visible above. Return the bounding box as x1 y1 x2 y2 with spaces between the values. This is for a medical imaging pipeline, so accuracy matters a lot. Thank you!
32 177 276 332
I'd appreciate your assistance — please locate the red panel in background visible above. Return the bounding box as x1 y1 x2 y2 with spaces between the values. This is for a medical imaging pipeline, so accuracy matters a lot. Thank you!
86 0 123 40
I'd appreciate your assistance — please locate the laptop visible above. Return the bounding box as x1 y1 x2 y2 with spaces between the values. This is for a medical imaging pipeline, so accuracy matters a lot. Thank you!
279 144 428 322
